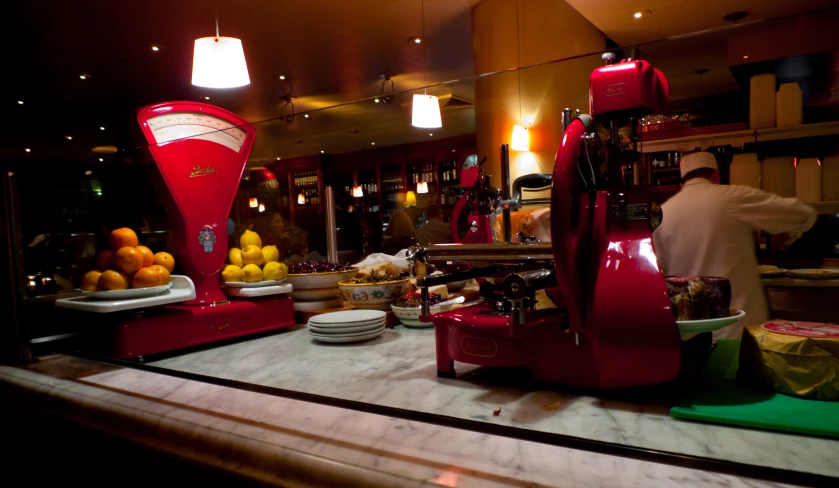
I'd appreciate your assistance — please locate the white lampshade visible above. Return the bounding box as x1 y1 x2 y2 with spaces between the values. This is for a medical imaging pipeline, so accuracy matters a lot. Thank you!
352 185 364 197
417 181 429 194
248 197 258 208
511 125 530 151
192 37 250 88
411 94 442 128
258 203 265 212
297 193 305 205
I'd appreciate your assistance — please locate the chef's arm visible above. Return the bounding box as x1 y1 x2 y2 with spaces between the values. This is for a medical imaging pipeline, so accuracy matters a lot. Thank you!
731 186 817 237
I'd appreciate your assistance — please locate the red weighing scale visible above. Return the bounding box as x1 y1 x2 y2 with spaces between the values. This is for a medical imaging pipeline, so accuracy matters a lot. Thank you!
71 102 295 360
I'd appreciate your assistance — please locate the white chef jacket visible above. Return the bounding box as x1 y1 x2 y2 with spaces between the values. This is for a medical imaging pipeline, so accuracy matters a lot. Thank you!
652 179 817 340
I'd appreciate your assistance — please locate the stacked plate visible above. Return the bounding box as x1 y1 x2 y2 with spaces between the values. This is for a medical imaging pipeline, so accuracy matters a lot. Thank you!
307 309 387 344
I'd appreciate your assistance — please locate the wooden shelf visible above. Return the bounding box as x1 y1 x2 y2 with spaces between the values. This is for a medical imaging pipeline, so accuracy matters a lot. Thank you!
638 121 839 153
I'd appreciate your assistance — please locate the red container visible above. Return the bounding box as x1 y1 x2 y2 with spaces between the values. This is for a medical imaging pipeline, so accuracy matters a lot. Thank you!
590 60 669 116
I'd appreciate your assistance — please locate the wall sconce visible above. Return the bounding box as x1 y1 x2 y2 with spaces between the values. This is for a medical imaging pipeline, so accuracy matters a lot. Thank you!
352 185 364 197
297 193 306 204
417 181 428 194
249 197 258 208
511 124 530 151
258 203 266 213
405 191 417 206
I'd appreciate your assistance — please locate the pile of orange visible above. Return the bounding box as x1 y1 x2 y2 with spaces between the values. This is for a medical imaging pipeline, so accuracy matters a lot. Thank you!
81 227 176 291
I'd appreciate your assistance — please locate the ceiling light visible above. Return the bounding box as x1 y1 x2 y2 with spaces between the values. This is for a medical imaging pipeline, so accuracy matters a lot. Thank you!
320 150 325 154
100 126 105 131
415 38 422 44
297 193 306 204
429 133 433 136
304 114 309 118
413 94 442 128
352 186 364 198
374 98 380 103
151 45 160 52
743 55 749 59
511 125 529 151
258 203 265 213
79 74 90 80
278 75 285 80
249 197 259 208
99 158 104 161
17 101 23 105
371 142 375 145
84 170 93 176
25 148 31 153
634 12 643 19
192 5 250 89
417 181 428 194
65 136 73 140
275 157 281 160
204 96 210 100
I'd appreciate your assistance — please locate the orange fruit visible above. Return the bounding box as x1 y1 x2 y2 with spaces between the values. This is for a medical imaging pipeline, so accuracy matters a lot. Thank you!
132 266 167 288
147 264 171 285
114 246 144 274
136 246 154 267
153 252 175 273
95 250 115 270
109 227 138 251
81 270 102 291
97 270 129 291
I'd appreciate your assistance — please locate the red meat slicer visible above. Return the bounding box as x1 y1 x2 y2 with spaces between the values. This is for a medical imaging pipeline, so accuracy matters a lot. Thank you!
78 102 294 360
410 55 681 389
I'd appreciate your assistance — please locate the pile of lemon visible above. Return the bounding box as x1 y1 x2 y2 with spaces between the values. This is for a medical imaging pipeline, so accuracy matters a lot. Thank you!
222 230 289 283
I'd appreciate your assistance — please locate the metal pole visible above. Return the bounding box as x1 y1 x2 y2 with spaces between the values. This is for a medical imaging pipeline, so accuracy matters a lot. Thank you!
500 144 512 244
325 186 338 263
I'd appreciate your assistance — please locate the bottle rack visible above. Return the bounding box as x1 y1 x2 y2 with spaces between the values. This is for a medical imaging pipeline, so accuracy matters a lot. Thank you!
292 170 321 207
380 166 405 222
356 169 380 214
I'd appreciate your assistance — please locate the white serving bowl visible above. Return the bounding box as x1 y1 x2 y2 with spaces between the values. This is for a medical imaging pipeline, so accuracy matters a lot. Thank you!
391 302 456 327
338 278 410 310
285 268 358 290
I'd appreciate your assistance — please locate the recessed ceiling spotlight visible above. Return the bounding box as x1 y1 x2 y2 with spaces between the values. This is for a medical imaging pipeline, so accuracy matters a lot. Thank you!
320 150 325 154
278 75 286 80
151 45 160 52
275 157 281 160
25 148 31 152
374 98 380 103
17 100 23 105
304 114 309 118
99 158 104 162
65 135 73 140
410 36 424 44
79 74 90 80
743 55 749 59
371 142 376 145
429 133 433 136
99 126 105 131
634 12 643 19
84 170 93 176
204 96 210 100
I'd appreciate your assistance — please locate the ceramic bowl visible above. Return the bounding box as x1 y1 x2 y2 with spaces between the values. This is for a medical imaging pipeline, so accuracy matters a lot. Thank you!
285 268 358 290
338 279 410 310
390 302 455 327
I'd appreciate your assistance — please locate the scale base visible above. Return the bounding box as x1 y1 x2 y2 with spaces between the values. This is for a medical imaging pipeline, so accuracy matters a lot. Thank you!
80 297 295 360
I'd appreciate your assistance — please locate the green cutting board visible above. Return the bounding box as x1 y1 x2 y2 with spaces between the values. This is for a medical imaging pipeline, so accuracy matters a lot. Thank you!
671 339 839 438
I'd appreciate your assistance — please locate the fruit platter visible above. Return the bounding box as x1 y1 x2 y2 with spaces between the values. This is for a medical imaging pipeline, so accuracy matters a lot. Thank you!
221 229 289 287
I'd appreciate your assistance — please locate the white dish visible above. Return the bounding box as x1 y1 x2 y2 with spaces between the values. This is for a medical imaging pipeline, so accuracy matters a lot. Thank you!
56 276 196 313
285 268 359 290
223 279 286 288
785 268 839 279
309 329 384 344
309 324 385 336
307 318 385 329
223 283 292 298
309 309 386 325
289 287 341 301
677 309 746 334
82 282 173 300
308 319 385 333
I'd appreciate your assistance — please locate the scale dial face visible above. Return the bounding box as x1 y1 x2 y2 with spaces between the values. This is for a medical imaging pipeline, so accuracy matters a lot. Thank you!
146 112 246 153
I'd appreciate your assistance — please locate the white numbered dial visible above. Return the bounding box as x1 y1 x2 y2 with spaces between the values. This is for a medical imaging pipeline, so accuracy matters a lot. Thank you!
146 112 246 152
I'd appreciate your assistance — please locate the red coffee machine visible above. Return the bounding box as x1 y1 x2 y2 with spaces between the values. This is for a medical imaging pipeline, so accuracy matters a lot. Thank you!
411 56 680 389
77 102 295 360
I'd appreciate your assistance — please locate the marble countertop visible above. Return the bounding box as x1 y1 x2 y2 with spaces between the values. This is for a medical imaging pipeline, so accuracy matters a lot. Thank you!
149 325 839 480
0 354 810 487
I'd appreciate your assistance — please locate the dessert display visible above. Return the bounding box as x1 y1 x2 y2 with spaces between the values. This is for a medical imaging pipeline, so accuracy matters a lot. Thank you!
665 276 731 321
81 227 174 295
221 230 288 285
739 321 839 400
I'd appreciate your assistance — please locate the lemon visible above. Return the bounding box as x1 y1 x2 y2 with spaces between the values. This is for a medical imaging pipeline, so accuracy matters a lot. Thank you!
228 248 243 267
241 245 264 266
221 264 243 282
242 264 263 283
262 245 280 263
239 229 262 249
263 261 288 281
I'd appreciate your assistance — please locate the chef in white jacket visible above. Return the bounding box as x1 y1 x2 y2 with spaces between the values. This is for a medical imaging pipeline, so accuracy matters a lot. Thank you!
653 151 816 339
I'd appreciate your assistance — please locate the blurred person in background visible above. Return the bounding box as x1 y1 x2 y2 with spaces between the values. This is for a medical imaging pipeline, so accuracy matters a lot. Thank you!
381 209 416 255
417 204 452 245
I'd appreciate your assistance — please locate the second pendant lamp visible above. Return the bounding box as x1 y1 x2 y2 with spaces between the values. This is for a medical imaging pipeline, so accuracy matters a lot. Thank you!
411 0 442 129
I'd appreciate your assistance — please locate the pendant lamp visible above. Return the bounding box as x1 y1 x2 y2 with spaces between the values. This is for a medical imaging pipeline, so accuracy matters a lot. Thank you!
258 203 265 213
192 2 250 88
352 185 364 197
417 181 429 194
297 193 306 205
248 197 258 208
411 0 442 129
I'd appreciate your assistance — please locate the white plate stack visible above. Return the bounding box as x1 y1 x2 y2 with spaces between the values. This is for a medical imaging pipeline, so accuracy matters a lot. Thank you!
307 310 387 344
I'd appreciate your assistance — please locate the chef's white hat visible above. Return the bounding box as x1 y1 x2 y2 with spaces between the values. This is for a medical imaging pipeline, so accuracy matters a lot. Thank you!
680 151 719 179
